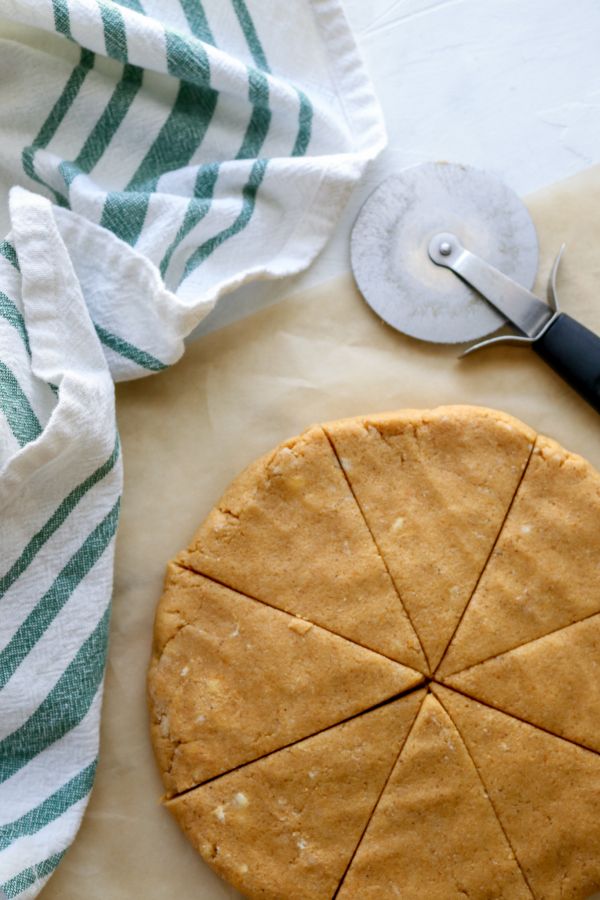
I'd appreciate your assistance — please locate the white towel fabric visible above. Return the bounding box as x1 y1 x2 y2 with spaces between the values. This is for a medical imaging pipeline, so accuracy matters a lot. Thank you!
0 2 384 895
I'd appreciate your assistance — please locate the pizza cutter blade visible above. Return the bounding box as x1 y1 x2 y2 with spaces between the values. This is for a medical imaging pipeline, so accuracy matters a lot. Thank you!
351 161 540 344
351 161 600 414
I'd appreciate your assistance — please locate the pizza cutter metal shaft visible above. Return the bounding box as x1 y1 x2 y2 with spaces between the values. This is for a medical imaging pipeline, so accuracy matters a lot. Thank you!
428 233 552 338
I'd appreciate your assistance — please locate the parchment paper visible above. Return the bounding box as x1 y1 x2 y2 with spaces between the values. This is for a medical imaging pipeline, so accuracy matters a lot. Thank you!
42 165 600 899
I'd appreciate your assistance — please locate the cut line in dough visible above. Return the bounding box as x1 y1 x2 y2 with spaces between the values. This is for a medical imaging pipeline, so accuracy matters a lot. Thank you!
438 433 600 678
441 614 600 754
434 436 535 676
179 424 427 671
323 406 535 670
433 687 536 898
166 691 426 900
432 685 600 900
336 692 533 900
331 687 426 899
322 427 428 670
175 562 421 670
149 563 424 796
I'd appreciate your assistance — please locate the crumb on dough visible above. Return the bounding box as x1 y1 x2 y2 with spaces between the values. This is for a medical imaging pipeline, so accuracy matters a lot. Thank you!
159 715 170 737
287 618 313 635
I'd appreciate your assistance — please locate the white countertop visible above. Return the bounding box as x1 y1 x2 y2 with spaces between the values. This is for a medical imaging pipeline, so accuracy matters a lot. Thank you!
199 0 600 333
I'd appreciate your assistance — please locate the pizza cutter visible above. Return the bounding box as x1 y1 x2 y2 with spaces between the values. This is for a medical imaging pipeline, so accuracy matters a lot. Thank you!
351 161 600 413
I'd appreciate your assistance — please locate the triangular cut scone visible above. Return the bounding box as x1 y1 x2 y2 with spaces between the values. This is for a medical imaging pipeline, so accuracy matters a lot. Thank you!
438 435 600 677
337 694 532 900
179 425 426 671
148 564 424 796
324 406 534 670
434 686 600 900
442 613 600 753
166 692 425 900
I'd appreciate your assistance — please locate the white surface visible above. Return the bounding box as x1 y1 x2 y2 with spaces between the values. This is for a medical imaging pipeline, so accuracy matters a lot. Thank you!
200 0 600 333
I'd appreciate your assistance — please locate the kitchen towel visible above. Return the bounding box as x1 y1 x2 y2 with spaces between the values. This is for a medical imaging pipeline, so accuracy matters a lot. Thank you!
0 2 385 895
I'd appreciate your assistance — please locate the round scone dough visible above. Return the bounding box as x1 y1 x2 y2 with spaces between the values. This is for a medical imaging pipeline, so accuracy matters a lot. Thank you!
148 405 600 900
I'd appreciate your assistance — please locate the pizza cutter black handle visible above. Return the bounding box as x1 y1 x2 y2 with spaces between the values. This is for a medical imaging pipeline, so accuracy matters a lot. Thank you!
533 313 600 413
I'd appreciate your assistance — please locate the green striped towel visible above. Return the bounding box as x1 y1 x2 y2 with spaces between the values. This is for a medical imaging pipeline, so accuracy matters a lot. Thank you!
0 0 385 896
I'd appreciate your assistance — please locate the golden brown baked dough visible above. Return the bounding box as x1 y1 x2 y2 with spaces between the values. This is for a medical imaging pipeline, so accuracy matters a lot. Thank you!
148 406 600 899
180 425 426 670
433 687 600 900
438 434 600 677
443 613 600 752
324 406 534 670
149 564 423 796
166 692 424 900
337 694 532 900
